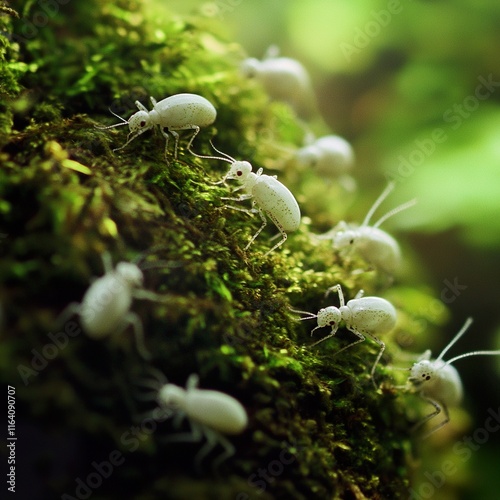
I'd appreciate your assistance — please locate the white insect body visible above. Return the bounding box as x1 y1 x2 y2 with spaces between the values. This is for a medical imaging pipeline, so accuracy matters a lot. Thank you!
58 253 169 359
95 93 216 160
158 375 248 435
191 145 301 255
293 284 396 385
319 182 416 274
407 318 500 437
296 135 355 179
138 370 248 470
241 46 315 118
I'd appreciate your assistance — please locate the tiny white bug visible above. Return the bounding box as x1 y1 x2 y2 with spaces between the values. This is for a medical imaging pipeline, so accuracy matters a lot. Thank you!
95 93 216 161
406 317 500 437
295 134 355 186
137 369 248 471
292 284 397 386
241 46 315 118
318 182 416 274
191 144 301 255
58 253 171 360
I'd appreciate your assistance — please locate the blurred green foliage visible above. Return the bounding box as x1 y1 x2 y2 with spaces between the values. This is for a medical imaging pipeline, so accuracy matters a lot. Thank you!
188 0 500 250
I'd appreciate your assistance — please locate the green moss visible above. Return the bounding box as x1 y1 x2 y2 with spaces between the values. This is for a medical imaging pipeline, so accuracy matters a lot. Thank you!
0 1 453 499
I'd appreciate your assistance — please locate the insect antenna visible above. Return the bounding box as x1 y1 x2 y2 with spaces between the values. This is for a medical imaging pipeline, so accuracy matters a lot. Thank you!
362 181 396 226
438 317 500 365
446 349 500 365
289 307 317 321
210 141 238 162
190 140 242 185
189 139 235 164
436 317 473 362
94 108 130 130
373 198 417 228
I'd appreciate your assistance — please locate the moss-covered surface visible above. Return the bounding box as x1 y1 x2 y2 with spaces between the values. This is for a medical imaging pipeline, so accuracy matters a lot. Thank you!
0 2 456 499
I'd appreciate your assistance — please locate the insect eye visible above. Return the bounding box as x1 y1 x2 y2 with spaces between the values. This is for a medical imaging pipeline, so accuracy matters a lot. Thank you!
140 120 146 127
237 170 243 176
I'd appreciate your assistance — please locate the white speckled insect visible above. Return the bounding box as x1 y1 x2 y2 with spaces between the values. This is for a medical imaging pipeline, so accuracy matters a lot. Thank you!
58 253 171 360
191 145 301 255
292 284 396 386
406 317 500 437
95 93 216 161
295 134 355 186
137 369 248 471
241 46 315 118
318 182 416 274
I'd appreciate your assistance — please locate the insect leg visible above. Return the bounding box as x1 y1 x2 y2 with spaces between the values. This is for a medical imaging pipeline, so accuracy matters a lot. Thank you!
120 311 151 360
212 434 235 473
245 206 267 250
159 128 171 160
55 302 82 330
186 126 201 154
324 284 345 307
194 427 219 473
264 215 287 255
135 100 149 112
367 333 386 389
412 396 446 438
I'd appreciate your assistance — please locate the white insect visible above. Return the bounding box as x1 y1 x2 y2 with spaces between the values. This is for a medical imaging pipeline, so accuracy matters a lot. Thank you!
58 253 170 360
95 93 216 160
295 134 355 183
318 182 416 274
406 317 500 437
292 284 397 386
137 369 248 471
191 145 301 255
241 46 315 118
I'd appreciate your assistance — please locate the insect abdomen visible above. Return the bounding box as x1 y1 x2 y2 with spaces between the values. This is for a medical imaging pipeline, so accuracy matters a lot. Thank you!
186 391 248 435
254 176 300 231
156 94 216 129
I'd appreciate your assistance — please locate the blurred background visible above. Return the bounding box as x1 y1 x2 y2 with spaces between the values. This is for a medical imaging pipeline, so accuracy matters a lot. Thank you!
167 0 500 498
